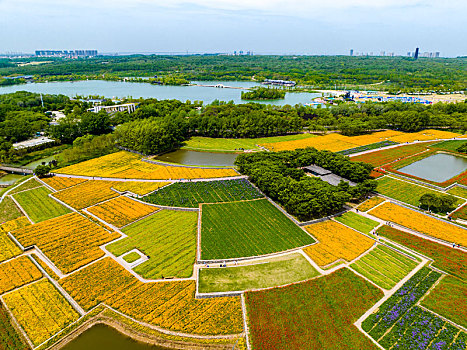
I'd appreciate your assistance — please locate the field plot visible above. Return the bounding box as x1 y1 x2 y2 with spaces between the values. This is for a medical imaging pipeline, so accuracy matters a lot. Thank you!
0 303 29 350
334 211 379 234
198 253 320 293
369 202 467 246
52 180 119 209
88 196 158 228
56 151 238 180
362 267 441 342
107 210 197 279
41 176 87 191
13 186 71 223
338 140 398 155
350 245 418 289
3 279 79 346
0 218 30 263
200 199 314 260
261 132 361 152
379 305 466 350
377 225 467 280
352 142 433 167
450 203 467 220
112 181 171 196
245 268 383 350
12 212 120 274
0 216 30 233
183 134 316 152
0 196 22 224
0 256 42 294
357 197 385 212
303 221 374 266
122 252 141 263
421 276 467 328
432 139 467 152
448 186 467 199
375 176 461 207
143 179 263 208
60 257 243 335
7 178 42 196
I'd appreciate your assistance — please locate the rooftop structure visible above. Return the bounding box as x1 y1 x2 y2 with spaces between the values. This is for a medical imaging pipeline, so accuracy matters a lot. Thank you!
303 165 356 187
88 103 137 114
13 137 55 150
262 79 296 87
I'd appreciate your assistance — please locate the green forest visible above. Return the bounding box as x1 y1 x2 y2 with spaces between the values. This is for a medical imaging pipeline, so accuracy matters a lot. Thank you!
241 87 286 100
1 55 466 92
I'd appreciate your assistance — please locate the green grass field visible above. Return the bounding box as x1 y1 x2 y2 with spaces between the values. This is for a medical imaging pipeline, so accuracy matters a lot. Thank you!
198 253 320 293
447 186 467 199
182 134 316 152
376 176 463 208
142 179 263 208
334 212 379 234
431 140 467 152
107 210 198 279
350 244 418 289
123 252 141 263
421 275 467 328
201 199 315 260
7 178 42 196
13 187 71 223
0 197 23 224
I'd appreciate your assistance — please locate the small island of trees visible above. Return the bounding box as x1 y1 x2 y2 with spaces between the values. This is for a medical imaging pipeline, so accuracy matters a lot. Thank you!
241 87 286 100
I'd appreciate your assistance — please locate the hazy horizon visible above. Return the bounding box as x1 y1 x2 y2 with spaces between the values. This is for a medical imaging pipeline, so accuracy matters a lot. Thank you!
1 0 466 57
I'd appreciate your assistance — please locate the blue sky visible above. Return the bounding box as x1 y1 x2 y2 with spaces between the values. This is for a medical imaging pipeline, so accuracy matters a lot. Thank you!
1 0 466 56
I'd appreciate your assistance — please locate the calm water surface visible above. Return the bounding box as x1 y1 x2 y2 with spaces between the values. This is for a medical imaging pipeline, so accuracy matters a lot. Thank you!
0 80 320 106
0 173 24 185
62 324 171 350
154 149 238 166
398 153 467 182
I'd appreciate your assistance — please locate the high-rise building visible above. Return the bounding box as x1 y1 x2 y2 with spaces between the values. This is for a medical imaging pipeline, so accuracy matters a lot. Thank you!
35 50 97 57
414 48 419 60
350 49 354 56
435 52 440 58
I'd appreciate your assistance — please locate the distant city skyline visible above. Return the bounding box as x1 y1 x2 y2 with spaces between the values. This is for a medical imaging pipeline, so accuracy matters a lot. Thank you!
1 0 466 57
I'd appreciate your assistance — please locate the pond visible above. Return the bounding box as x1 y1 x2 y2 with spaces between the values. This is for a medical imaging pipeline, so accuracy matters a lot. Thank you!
0 173 25 186
22 155 56 170
398 153 467 183
62 324 172 350
0 80 321 106
154 149 238 167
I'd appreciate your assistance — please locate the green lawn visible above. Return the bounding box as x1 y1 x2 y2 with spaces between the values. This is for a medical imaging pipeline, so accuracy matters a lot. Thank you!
350 244 418 289
376 176 462 207
7 178 42 196
142 179 263 208
447 186 467 199
421 275 467 328
13 186 71 223
122 251 141 263
106 210 198 279
431 140 466 152
198 253 320 293
334 212 379 234
0 196 23 224
182 134 316 152
201 199 315 260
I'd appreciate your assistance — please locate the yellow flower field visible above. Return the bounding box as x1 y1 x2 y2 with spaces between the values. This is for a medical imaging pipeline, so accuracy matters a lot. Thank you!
368 202 467 246
52 180 119 209
260 129 465 152
0 217 30 263
0 256 42 294
358 197 386 212
303 221 375 266
3 279 79 346
12 212 120 274
41 176 88 191
88 196 159 228
55 151 239 180
112 181 171 196
60 257 244 336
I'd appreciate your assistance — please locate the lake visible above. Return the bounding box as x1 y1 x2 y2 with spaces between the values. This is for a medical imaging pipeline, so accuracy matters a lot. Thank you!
62 324 171 350
398 153 467 183
154 149 238 166
0 80 320 106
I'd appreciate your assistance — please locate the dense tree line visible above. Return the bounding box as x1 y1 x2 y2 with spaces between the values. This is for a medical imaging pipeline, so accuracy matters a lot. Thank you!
1 55 466 92
235 148 376 221
241 87 286 100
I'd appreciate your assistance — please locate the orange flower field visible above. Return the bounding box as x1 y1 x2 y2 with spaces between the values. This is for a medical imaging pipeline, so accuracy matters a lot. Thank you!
52 180 119 209
55 151 239 180
11 213 120 274
369 202 467 246
88 196 159 228
3 279 79 346
60 258 244 335
112 181 171 196
41 177 88 191
303 221 375 266
0 256 42 294
358 197 386 212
